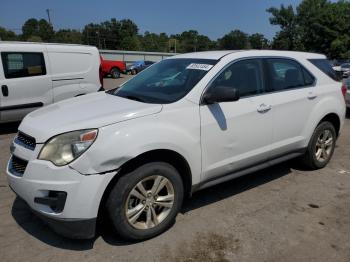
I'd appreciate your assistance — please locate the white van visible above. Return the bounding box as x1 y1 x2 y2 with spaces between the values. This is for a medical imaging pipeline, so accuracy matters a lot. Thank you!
0 42 103 123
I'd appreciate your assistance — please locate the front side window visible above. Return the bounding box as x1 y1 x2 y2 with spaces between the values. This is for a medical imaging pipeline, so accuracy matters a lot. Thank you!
1 52 46 79
108 58 217 104
209 59 264 98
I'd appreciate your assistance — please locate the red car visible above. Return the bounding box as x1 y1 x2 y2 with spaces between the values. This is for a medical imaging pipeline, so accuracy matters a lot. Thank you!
100 56 126 79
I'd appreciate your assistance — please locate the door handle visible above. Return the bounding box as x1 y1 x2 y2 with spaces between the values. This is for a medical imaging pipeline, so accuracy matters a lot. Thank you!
1 85 8 97
307 94 317 100
257 103 272 113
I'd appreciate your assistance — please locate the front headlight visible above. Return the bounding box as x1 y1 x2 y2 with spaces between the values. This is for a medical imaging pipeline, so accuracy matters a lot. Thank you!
38 129 98 166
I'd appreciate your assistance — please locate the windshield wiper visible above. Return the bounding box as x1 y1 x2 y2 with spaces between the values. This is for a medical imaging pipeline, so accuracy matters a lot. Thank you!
124 95 146 103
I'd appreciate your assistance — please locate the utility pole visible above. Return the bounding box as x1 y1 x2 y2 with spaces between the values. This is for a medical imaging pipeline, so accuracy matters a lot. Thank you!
46 9 52 27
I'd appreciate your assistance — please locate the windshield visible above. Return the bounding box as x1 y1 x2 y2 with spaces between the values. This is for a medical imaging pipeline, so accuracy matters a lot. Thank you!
108 58 217 103
342 64 350 69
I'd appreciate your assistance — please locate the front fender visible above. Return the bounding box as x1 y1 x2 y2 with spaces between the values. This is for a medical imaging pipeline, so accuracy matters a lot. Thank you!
70 103 202 184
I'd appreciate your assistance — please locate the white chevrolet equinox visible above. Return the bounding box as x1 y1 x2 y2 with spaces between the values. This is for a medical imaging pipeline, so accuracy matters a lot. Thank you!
7 50 347 240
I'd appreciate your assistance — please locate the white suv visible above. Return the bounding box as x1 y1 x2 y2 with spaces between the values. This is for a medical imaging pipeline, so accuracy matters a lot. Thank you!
6 50 346 240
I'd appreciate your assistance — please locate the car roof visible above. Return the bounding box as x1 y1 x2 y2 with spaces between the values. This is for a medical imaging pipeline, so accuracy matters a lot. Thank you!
170 50 326 60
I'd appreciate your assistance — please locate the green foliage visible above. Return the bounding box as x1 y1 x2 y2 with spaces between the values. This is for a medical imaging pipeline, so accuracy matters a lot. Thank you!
3 17 272 53
249 33 270 49
268 0 350 58
22 18 54 41
0 27 17 40
54 29 82 44
267 5 301 50
218 30 250 50
27 35 43 42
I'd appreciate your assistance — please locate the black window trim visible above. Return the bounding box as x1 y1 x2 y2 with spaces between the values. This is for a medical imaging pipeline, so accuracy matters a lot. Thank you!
1 51 47 79
200 57 267 105
200 56 317 105
308 58 341 82
264 57 317 94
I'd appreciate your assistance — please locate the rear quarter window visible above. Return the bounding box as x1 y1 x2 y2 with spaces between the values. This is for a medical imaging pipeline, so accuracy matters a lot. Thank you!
308 59 341 81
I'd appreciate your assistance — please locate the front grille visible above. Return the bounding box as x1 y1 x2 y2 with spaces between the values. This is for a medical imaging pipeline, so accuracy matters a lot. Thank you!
14 131 36 150
9 155 28 177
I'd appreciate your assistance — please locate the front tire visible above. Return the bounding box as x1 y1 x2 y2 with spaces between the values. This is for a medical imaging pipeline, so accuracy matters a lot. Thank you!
301 121 336 169
106 162 184 241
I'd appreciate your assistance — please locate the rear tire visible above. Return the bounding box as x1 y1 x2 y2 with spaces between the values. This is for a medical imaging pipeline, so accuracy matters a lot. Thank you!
301 121 336 170
110 68 121 79
106 162 184 241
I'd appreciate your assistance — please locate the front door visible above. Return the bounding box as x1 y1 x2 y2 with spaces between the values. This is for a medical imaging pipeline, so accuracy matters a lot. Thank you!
200 58 273 181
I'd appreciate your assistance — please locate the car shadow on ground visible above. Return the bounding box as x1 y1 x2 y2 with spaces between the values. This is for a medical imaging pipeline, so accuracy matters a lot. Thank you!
11 160 297 250
0 121 20 135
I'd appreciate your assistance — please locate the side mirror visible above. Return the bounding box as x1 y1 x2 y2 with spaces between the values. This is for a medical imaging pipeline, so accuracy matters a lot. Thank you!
203 86 240 104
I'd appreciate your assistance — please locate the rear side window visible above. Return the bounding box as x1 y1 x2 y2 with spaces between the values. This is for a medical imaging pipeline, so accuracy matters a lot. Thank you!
266 58 315 92
1 52 46 79
308 59 341 81
210 59 264 98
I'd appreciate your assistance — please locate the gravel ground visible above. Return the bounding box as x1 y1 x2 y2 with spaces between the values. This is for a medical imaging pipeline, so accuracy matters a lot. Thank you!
1 78 350 262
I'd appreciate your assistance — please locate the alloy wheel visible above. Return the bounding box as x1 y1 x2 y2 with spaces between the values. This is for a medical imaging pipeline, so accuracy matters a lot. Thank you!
125 175 175 230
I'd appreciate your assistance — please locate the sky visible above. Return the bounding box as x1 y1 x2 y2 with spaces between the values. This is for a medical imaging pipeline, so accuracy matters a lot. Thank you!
0 0 302 40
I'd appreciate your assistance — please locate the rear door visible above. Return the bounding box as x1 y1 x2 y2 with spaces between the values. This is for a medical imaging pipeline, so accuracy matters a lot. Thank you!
0 46 52 122
264 58 317 158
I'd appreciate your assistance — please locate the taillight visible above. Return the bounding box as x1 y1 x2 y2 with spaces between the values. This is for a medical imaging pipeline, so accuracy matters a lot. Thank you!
99 65 103 88
341 83 347 100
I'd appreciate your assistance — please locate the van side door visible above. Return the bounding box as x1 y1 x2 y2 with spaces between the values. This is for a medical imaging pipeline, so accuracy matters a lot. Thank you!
200 58 273 182
0 47 53 122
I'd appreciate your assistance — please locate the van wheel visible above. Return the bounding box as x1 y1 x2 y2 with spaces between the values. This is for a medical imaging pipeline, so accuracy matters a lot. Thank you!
131 69 137 75
110 68 120 79
106 162 184 241
301 121 336 170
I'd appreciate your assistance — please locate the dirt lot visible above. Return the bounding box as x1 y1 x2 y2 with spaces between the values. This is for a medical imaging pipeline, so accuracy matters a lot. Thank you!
1 78 350 262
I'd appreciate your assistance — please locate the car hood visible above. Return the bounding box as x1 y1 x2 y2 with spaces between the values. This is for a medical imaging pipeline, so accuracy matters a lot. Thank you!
19 92 163 143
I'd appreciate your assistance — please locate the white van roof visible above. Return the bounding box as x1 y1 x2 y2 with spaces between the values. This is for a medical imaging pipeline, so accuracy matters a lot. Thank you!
0 41 97 51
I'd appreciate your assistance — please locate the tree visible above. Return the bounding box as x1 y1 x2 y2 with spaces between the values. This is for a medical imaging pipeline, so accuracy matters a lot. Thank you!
22 18 39 40
0 27 17 41
82 18 139 50
249 33 269 49
38 19 54 41
297 0 350 58
141 31 169 52
27 35 42 42
267 5 302 50
267 0 350 58
173 30 215 53
22 18 53 41
54 29 82 44
218 30 249 50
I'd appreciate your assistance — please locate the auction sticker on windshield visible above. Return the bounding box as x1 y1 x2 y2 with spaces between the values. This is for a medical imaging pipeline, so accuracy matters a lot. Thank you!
186 63 213 71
